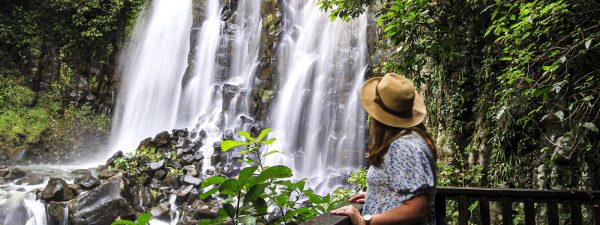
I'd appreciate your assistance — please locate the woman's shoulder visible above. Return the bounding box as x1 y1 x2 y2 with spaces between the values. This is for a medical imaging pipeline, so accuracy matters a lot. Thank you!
389 132 433 157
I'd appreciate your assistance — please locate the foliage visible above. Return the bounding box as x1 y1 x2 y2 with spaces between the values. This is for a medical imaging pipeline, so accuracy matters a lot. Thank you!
317 0 600 191
200 129 338 225
111 212 150 225
109 157 130 172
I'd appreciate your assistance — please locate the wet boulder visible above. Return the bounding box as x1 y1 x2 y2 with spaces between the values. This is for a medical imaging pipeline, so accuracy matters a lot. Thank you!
71 169 92 177
5 168 26 180
131 185 155 212
138 137 155 149
15 173 45 185
75 174 100 190
41 178 76 201
182 175 202 186
47 202 68 225
149 159 165 171
154 131 171 147
68 174 136 225
150 202 171 220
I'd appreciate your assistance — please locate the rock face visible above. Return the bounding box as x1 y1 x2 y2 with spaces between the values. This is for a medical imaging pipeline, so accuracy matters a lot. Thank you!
68 174 136 225
41 178 76 201
75 174 100 190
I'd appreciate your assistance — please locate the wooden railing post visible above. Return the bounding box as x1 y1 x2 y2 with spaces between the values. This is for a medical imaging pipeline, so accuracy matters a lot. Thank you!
524 198 535 225
547 199 559 225
435 193 446 225
479 197 490 225
501 197 513 225
457 195 468 225
570 200 582 225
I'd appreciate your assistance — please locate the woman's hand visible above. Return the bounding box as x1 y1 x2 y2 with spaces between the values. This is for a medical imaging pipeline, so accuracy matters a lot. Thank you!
330 205 364 225
349 192 366 203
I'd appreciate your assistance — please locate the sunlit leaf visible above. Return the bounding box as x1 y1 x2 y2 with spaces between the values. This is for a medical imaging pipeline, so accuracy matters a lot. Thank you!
582 122 598 133
221 140 250 152
237 131 254 142
256 128 272 142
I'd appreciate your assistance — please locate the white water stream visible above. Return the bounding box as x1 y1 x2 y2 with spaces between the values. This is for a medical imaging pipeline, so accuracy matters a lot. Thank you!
109 0 192 154
267 0 368 193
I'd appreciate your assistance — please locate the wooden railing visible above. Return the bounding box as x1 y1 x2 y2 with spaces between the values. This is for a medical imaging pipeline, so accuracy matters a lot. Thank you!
301 187 600 225
437 187 600 225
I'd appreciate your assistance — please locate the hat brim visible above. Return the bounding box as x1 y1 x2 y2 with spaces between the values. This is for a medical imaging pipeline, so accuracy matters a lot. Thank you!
360 77 427 128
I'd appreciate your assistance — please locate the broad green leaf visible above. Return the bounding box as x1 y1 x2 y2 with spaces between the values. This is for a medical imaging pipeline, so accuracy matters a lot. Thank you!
111 220 136 225
244 183 267 203
261 138 276 145
219 179 240 193
220 140 250 152
253 197 268 214
274 194 289 206
199 188 218 200
256 128 272 142
582 122 598 133
306 192 323 204
222 204 236 219
201 176 226 188
237 131 255 142
136 212 151 225
238 165 258 186
256 165 292 183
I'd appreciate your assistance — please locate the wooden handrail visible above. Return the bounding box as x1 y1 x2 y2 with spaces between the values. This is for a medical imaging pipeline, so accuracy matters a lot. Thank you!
300 187 600 225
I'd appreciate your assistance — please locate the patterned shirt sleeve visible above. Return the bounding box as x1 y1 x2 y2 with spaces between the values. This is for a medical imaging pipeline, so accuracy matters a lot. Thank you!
386 137 436 195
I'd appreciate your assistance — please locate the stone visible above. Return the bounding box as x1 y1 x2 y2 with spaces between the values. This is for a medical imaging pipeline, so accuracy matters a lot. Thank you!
149 159 165 171
47 202 68 225
173 129 188 137
187 187 200 205
184 165 198 177
68 183 82 196
182 175 202 186
138 137 155 149
154 131 171 147
193 151 204 161
222 84 239 111
6 168 26 180
151 202 171 220
132 185 155 212
190 199 220 219
98 169 116 179
75 174 100 190
15 173 45 185
164 174 180 188
68 174 136 225
0 169 8 177
177 216 198 225
71 169 92 177
181 154 195 165
154 169 167 180
198 130 207 140
106 151 124 167
175 185 193 203
41 178 76 201
222 129 234 140
176 147 192 156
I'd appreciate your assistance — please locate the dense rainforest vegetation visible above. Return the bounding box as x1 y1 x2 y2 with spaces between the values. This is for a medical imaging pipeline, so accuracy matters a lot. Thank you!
320 0 599 192
0 0 148 162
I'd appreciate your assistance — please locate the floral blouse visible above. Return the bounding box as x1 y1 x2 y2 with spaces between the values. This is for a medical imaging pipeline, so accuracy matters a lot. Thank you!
362 132 436 225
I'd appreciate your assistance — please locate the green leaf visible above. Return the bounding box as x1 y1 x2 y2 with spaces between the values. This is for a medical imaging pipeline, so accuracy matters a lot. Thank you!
201 176 226 188
274 194 289 207
554 111 564 121
136 212 151 225
219 179 240 193
263 150 281 157
238 216 256 225
260 138 276 145
256 165 292 183
585 39 592 49
244 183 266 203
582 122 598 133
221 140 250 152
237 131 255 142
111 220 137 225
222 204 236 219
253 197 268 215
256 128 272 142
238 165 258 186
199 188 218 200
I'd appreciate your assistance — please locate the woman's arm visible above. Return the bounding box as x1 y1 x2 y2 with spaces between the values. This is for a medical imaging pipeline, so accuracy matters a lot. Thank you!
331 194 429 225
369 195 429 225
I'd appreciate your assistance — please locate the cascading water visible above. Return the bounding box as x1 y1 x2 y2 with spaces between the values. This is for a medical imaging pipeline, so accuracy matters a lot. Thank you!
109 0 192 153
267 0 368 193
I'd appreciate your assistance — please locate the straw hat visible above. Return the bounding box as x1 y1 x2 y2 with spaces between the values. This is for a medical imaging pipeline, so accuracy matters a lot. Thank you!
360 73 426 128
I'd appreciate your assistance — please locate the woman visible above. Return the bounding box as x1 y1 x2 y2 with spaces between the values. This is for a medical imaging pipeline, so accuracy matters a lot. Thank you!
331 73 436 225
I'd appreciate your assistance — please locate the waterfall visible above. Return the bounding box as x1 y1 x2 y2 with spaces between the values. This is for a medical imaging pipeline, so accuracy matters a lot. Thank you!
267 0 368 192
109 0 192 153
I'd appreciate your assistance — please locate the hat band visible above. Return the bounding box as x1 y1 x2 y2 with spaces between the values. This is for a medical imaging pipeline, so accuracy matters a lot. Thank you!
374 81 414 117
